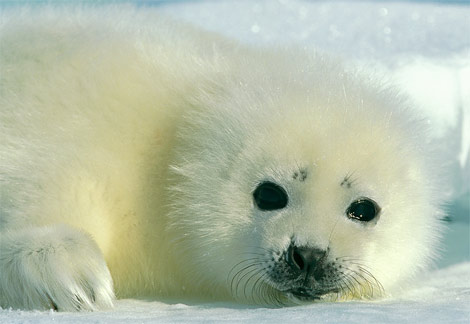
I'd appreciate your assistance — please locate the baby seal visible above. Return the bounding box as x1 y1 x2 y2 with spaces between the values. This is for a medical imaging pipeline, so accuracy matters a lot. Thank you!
0 7 444 310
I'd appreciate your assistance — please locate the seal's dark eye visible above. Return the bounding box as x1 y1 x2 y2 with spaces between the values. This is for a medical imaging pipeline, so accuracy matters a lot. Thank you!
253 181 288 211
346 198 380 222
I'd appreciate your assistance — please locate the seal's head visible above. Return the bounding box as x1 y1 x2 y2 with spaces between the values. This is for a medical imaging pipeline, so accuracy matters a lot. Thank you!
168 51 443 305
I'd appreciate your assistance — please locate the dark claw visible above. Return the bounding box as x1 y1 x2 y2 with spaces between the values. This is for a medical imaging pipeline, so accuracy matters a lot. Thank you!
46 293 58 311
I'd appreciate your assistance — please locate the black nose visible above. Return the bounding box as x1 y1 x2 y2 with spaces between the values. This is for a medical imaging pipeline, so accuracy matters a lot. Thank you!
287 244 326 273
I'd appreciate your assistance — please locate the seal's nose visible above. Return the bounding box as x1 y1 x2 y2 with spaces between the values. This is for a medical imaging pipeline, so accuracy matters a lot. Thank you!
287 244 326 273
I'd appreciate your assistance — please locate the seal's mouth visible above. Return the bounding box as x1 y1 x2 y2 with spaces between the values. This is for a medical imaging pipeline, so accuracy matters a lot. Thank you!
285 288 320 301
283 287 337 302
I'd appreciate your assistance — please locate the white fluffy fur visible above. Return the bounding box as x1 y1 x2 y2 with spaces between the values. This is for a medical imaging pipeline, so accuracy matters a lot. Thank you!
0 6 444 311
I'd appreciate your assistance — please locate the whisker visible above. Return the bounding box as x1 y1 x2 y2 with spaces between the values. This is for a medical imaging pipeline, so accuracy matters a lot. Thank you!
227 258 262 280
341 273 356 297
231 263 262 298
244 268 263 301
355 266 384 296
252 271 268 305
240 268 263 300
338 259 385 299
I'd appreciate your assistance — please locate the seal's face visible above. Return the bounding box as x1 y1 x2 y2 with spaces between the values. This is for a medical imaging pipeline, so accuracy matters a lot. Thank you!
246 180 382 303
170 65 440 305
223 118 391 304
219 108 435 305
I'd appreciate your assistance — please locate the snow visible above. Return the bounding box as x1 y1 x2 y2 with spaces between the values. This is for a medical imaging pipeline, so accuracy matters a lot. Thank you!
1 0 469 323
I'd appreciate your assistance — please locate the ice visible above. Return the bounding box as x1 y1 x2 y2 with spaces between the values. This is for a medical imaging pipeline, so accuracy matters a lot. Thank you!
1 0 469 323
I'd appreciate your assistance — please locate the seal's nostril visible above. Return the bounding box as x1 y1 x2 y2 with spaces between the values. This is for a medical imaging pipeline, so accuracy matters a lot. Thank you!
287 243 326 274
292 248 305 270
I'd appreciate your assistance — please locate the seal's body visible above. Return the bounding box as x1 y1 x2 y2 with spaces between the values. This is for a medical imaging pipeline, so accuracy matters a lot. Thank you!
0 7 443 311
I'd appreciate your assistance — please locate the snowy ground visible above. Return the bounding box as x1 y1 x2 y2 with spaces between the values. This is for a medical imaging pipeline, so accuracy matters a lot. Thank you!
1 0 469 323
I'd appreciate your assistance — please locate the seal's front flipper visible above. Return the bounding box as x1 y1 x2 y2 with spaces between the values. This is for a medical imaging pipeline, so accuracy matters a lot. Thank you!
0 224 115 311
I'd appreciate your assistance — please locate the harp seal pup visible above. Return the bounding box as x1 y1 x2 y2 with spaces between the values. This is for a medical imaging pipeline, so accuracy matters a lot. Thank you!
0 7 444 311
